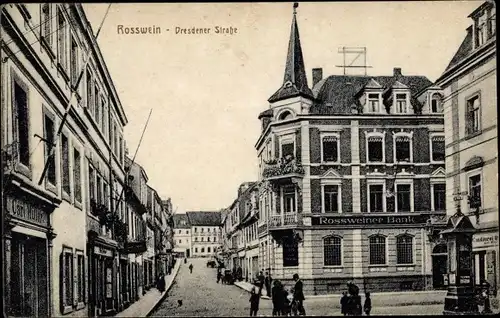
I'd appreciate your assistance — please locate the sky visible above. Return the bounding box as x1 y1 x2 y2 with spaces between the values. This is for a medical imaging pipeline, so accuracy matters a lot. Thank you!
82 1 482 214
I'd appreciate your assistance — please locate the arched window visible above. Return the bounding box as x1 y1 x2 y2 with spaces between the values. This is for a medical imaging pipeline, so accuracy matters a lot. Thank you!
431 94 443 113
201 237 204 242
195 247 198 253
201 247 205 253
278 110 293 121
195 237 198 242
369 235 386 265
396 235 413 264
323 236 342 266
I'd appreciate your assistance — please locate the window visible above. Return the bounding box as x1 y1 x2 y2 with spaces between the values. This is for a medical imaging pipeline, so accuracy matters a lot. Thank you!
44 113 56 186
395 94 408 113
466 95 481 135
101 99 107 136
281 139 294 159
369 235 386 265
70 37 78 87
214 237 217 242
88 165 95 203
201 237 204 242
61 248 73 313
468 174 482 209
322 136 339 162
57 8 67 69
95 85 100 124
477 13 488 46
40 4 52 47
323 236 342 266
208 237 211 242
396 235 413 264
13 80 30 167
431 94 442 113
195 237 198 242
431 136 445 162
208 247 211 253
201 247 205 253
283 236 299 267
488 9 496 39
185 230 188 234
282 185 296 213
73 148 82 203
432 184 446 212
396 184 411 212
369 184 384 213
96 174 102 205
323 185 340 213
195 247 198 253
201 228 204 233
194 227 197 232
61 134 70 195
178 239 181 243
279 111 293 121
367 136 383 162
367 93 380 112
77 253 85 303
395 136 411 162
86 69 93 111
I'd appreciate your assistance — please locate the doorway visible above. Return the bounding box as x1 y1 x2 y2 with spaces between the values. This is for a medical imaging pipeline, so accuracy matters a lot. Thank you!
432 244 448 289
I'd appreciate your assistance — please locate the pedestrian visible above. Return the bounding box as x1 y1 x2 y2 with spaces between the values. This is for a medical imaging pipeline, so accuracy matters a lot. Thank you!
189 263 193 274
217 268 222 284
292 273 306 316
184 257 187 264
157 273 166 293
363 292 371 316
257 271 265 290
272 280 284 316
265 271 273 297
340 292 348 316
283 288 292 316
249 286 261 317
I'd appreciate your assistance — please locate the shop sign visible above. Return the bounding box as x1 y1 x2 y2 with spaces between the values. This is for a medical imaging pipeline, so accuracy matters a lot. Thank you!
473 233 499 249
94 246 113 257
311 214 428 226
6 195 49 227
123 241 147 254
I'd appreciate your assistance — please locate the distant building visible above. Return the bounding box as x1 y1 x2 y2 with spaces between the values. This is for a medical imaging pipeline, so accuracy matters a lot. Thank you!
187 211 222 258
435 0 498 308
173 214 192 258
253 6 445 294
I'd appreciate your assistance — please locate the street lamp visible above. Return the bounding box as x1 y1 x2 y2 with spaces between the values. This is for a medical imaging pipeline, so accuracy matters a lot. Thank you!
440 196 477 315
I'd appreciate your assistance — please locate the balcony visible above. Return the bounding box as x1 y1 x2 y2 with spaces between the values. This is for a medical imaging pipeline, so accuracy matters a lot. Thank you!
269 212 303 229
263 156 304 183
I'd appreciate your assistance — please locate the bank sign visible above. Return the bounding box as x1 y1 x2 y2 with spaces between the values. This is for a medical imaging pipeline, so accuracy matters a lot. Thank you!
311 214 429 226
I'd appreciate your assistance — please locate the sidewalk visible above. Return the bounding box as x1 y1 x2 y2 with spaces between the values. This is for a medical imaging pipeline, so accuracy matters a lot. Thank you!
115 260 181 317
234 280 448 306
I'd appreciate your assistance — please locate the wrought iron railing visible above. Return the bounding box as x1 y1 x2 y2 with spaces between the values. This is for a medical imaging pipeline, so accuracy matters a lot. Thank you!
263 157 304 179
268 213 303 227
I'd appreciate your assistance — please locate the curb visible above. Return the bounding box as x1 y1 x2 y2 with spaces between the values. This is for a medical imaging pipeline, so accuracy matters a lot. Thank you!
146 260 182 317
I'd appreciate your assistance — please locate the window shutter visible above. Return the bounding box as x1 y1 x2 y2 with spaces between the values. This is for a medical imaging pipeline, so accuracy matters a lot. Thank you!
59 252 65 312
73 253 78 307
84 255 89 304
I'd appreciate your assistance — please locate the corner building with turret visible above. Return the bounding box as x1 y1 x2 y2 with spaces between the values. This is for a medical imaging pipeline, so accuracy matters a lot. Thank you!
255 6 448 294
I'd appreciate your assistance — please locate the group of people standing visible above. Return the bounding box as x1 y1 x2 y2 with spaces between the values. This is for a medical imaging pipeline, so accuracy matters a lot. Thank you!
340 282 371 316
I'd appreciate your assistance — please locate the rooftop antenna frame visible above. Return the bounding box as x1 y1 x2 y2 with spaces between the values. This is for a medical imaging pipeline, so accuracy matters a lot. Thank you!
336 46 373 76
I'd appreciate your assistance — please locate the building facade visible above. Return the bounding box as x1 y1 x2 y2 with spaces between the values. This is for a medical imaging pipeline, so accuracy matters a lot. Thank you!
187 211 222 258
173 213 192 258
435 0 498 308
252 7 447 294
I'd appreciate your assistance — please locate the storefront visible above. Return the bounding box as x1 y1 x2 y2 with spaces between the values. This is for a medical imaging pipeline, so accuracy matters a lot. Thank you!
472 230 499 296
3 185 58 317
119 255 130 310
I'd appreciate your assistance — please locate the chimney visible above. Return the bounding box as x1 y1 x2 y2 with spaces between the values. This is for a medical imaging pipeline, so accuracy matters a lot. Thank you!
312 68 323 87
393 67 402 78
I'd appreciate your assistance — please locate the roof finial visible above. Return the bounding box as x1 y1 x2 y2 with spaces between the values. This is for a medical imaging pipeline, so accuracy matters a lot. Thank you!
293 2 299 15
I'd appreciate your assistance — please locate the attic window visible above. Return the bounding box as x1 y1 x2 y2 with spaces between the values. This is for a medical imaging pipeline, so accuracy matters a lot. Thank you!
431 94 443 113
279 111 293 121
395 94 408 114
367 93 380 112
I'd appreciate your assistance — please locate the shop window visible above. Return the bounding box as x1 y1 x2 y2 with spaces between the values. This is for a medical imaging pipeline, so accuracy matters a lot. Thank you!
323 185 340 213
282 236 299 267
396 235 413 264
432 183 446 211
369 235 386 265
43 112 56 187
13 79 30 168
396 184 411 212
431 136 445 162
322 136 339 162
60 248 73 314
395 136 411 162
323 236 342 266
367 137 383 162
466 94 481 135
369 184 384 213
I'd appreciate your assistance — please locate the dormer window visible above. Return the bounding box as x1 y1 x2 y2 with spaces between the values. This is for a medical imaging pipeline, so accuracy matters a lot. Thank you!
367 93 381 113
477 13 488 46
475 6 496 48
394 93 408 114
279 111 293 121
431 94 443 113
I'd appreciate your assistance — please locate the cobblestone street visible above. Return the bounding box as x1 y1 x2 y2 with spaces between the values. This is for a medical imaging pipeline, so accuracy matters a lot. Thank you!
150 258 444 317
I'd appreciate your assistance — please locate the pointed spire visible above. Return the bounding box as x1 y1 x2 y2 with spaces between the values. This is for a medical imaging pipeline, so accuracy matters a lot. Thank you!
268 3 314 103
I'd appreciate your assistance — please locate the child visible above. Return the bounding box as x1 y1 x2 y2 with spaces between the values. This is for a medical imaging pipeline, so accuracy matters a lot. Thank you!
249 287 260 316
364 292 372 316
283 288 292 316
340 292 349 316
